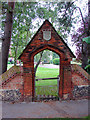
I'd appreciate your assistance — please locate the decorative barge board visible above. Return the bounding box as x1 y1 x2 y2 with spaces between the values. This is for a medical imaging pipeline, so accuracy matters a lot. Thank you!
18 20 75 101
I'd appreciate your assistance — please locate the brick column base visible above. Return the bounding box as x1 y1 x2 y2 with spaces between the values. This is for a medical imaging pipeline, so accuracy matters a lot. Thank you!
62 62 73 100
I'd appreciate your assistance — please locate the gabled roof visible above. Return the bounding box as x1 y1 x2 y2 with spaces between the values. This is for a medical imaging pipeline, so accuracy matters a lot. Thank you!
18 19 75 59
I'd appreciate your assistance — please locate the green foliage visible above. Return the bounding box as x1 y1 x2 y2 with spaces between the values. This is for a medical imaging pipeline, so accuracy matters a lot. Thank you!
53 52 59 59
8 61 11 64
53 58 60 65
35 50 60 64
85 64 90 74
34 50 51 63
8 59 14 64
1 2 79 65
57 2 77 40
83 36 90 44
8 54 11 57
41 50 51 63
82 115 90 120
10 60 14 64
88 59 90 64
10 2 37 64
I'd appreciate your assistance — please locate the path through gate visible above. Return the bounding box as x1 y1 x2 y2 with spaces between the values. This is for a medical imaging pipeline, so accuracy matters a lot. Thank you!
34 76 60 101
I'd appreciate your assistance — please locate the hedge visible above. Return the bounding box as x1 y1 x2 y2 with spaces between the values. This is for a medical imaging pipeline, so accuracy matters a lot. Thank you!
53 58 59 65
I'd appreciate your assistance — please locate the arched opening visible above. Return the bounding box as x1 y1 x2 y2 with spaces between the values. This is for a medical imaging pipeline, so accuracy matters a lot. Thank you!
29 45 65 101
34 49 60 101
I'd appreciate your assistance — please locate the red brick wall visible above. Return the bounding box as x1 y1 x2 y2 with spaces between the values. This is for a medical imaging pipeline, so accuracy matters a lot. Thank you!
2 73 24 94
72 73 88 86
1 64 89 101
71 64 89 86
19 20 74 100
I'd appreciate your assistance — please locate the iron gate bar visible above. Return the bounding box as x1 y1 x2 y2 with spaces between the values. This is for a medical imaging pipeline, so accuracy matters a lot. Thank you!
35 77 59 81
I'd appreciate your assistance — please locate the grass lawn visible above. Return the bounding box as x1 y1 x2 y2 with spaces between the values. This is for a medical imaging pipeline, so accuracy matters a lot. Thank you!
10 118 89 120
35 67 59 86
35 67 59 96
27 117 89 120
36 85 58 96
36 67 59 78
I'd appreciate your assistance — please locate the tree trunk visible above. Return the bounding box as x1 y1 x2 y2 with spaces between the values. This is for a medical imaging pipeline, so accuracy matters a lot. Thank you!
82 42 88 69
34 51 43 76
82 2 90 69
2 2 15 73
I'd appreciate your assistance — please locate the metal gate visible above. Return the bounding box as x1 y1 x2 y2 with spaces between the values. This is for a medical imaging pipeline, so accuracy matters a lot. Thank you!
33 77 60 101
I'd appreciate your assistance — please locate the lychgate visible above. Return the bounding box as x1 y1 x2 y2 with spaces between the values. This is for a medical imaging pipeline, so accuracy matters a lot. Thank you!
19 20 75 101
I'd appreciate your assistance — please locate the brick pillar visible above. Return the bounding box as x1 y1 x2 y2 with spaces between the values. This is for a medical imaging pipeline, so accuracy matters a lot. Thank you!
59 58 63 98
62 60 72 99
23 72 32 101
23 61 34 102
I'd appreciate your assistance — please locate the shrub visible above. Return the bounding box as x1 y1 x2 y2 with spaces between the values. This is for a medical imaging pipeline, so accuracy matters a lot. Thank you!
10 59 14 64
53 58 59 65
8 61 11 64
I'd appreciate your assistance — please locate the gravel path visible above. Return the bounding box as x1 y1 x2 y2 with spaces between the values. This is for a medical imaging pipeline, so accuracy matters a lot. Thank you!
39 64 59 69
1 99 89 118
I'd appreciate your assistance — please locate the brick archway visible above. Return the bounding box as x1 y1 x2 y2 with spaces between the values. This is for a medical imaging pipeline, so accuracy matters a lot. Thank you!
30 45 64 98
19 20 75 101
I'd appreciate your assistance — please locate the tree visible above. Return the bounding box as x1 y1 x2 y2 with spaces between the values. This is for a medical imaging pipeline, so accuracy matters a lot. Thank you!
34 50 51 75
10 2 37 65
53 52 59 59
34 51 43 76
35 2 77 40
68 0 90 69
57 1 77 40
1 1 80 73
2 2 15 73
72 15 90 68
11 2 78 72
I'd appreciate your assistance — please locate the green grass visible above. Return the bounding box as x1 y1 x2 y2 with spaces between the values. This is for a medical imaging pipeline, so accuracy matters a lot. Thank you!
36 86 58 96
4 117 89 120
4 118 89 120
35 67 59 96
36 79 57 86
84 115 90 119
35 67 59 86
36 67 59 78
